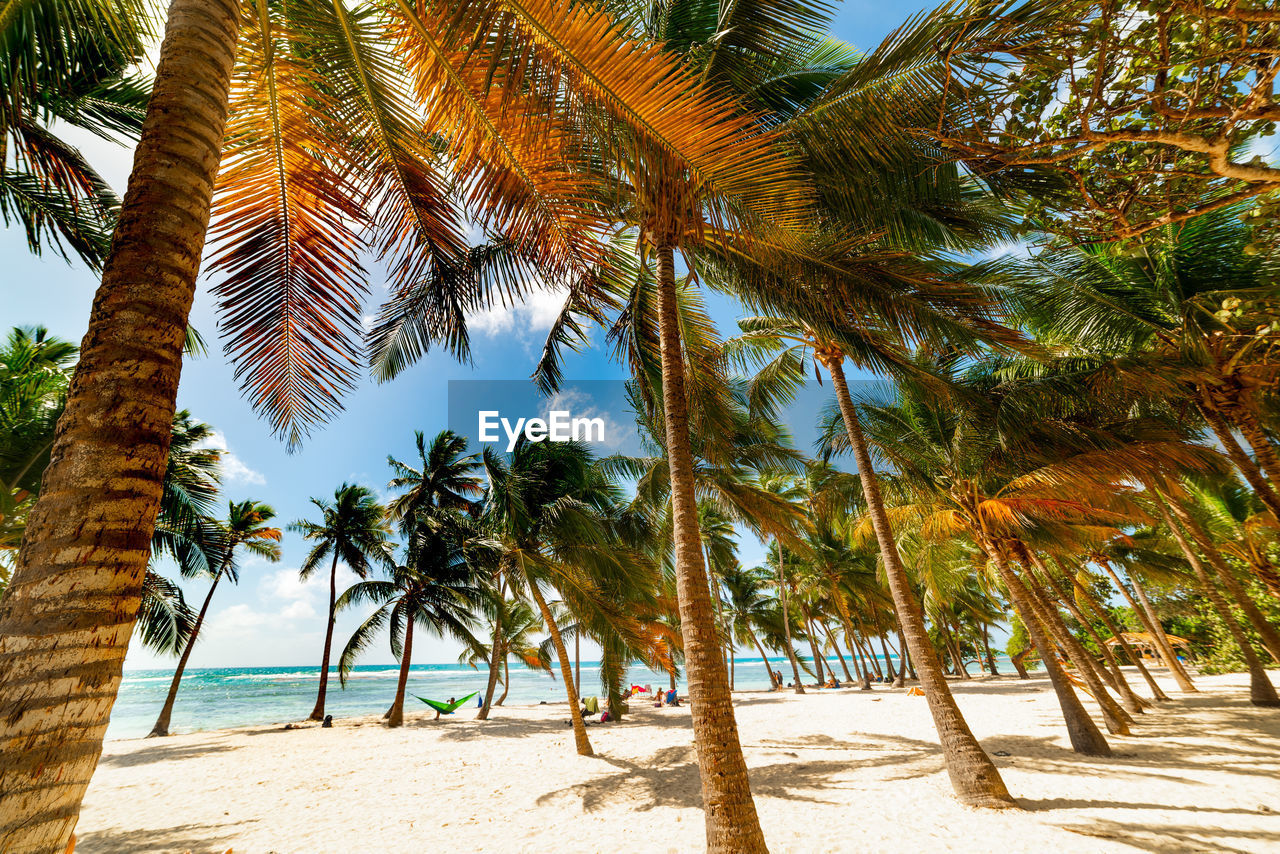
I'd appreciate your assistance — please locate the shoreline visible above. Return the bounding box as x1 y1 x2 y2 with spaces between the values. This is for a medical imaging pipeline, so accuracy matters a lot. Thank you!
77 669 1280 853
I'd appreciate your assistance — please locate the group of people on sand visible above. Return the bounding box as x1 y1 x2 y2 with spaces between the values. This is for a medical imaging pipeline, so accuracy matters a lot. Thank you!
769 669 849 691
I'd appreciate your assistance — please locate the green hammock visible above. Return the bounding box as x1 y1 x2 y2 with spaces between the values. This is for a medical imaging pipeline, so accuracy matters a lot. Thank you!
414 691 479 714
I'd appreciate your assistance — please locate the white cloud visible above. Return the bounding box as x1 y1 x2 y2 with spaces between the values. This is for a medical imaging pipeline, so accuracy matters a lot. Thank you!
199 430 266 486
466 286 568 338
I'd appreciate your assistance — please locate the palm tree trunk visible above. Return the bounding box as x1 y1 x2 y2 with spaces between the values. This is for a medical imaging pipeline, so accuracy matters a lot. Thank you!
829 592 870 690
1235 408 1280 486
1163 493 1280 664
387 618 414 728
496 655 510 706
776 543 805 694
824 624 854 682
802 610 825 684
981 624 999 676
1035 560 1147 712
823 355 1015 806
0 2 242 848
982 537 1111 756
149 564 226 737
1151 489 1280 707
528 582 593 756
941 621 969 678
478 576 507 720
1200 402 1280 523
897 627 914 682
852 615 883 679
574 631 581 697
1098 558 1196 692
655 244 766 851
748 631 777 689
1014 556 1132 735
1064 563 1169 701
310 551 341 721
878 633 898 683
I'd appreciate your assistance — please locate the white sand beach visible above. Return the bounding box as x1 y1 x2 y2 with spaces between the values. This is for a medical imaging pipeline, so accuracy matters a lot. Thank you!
75 670 1280 854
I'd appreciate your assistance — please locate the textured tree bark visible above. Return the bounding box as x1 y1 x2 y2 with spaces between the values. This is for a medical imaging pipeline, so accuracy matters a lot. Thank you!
149 563 226 738
1013 553 1133 734
825 356 1016 807
0 3 243 848
1151 490 1280 707
776 543 806 694
981 624 1000 676
1035 560 1147 712
1098 559 1196 692
477 574 507 720
824 623 855 682
496 656 510 706
655 245 767 851
983 538 1112 756
1163 494 1280 664
1065 565 1170 702
1200 403 1280 523
387 619 414 728
310 551 342 720
528 582 593 756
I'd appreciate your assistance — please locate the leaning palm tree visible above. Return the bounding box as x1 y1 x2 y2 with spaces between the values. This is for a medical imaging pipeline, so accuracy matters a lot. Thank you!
290 483 395 721
338 509 488 727
0 0 794 842
483 438 656 755
729 317 1018 805
148 500 281 737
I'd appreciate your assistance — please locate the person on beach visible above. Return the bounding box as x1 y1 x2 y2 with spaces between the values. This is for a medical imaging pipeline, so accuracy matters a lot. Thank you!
436 698 455 721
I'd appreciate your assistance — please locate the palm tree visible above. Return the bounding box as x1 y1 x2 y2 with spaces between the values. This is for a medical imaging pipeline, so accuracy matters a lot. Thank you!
386 430 483 530
999 206 1280 521
0 0 779 839
722 565 782 688
483 439 656 755
290 483 394 721
148 500 281 737
0 326 77 568
730 317 1019 804
338 509 488 727
1 0 151 268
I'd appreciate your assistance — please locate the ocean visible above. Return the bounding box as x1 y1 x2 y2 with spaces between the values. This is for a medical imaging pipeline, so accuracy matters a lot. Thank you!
108 653 1014 740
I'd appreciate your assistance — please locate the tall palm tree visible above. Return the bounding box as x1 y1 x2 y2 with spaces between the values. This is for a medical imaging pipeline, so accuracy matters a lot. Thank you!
730 317 1019 805
483 438 655 755
0 1 784 842
148 500 281 737
291 483 394 721
338 508 488 727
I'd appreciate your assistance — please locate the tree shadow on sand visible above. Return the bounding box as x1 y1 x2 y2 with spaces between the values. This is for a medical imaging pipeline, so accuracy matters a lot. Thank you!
75 820 249 854
533 731 943 813
96 741 240 769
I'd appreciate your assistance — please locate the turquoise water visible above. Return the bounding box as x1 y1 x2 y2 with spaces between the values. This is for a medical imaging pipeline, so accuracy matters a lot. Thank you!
109 653 1013 740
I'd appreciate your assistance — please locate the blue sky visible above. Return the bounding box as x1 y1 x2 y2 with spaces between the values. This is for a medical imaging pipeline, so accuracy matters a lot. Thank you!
1 1 935 668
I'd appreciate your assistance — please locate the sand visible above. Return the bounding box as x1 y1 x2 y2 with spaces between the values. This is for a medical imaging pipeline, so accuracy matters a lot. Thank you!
75 669 1280 853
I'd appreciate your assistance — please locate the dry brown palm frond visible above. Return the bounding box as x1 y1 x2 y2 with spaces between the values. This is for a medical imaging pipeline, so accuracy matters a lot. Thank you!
207 0 370 450
390 0 610 277
428 0 812 236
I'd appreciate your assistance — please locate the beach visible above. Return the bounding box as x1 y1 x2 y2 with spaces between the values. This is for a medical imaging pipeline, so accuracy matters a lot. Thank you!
75 669 1280 853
